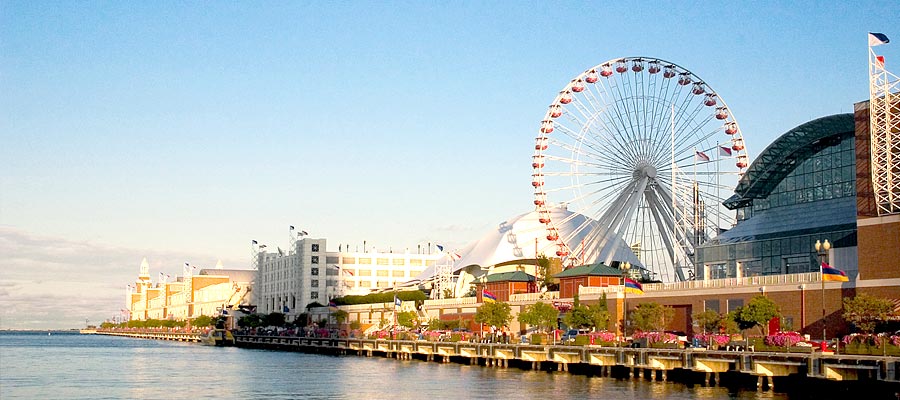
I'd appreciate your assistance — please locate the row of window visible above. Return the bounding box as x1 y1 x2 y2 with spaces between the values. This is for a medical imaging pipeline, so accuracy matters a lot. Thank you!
341 257 434 267
704 299 742 314
352 269 420 277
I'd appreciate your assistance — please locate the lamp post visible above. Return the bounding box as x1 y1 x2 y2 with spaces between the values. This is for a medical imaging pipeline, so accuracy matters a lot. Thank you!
815 239 831 342
622 262 631 338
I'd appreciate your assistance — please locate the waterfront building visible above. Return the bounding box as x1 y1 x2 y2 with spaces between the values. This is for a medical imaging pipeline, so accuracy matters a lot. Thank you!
254 237 444 316
473 271 537 303
695 114 859 279
128 259 253 321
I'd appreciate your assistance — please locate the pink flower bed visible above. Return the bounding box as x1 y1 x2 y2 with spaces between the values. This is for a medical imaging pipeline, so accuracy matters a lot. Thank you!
842 333 900 346
632 331 676 344
764 331 804 347
694 333 733 346
588 331 617 342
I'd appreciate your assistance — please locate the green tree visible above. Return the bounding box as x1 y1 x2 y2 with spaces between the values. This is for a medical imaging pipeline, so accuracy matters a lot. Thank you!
536 254 552 290
630 303 675 332
331 309 349 325
238 314 262 328
397 311 419 329
564 303 593 329
349 320 362 330
475 301 513 329
693 310 722 334
843 293 894 333
263 312 286 327
732 295 780 335
294 313 311 327
518 301 559 333
191 315 215 327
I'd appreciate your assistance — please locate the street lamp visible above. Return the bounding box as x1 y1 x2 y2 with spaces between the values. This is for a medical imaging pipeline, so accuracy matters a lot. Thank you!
815 239 831 342
622 262 631 338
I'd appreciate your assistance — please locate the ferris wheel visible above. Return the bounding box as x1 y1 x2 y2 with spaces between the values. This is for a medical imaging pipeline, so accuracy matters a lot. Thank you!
531 56 750 282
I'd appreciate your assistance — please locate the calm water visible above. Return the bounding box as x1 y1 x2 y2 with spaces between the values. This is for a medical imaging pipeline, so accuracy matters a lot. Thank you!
0 331 799 399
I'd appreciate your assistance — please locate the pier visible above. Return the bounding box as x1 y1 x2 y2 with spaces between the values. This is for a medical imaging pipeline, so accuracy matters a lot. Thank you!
99 331 202 343
232 335 900 391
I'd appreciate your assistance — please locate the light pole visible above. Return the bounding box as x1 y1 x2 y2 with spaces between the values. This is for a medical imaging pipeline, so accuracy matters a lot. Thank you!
815 239 831 342
621 262 631 338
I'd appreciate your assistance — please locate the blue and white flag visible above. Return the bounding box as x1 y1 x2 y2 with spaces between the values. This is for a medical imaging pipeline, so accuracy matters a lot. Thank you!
394 295 402 307
869 32 890 47
436 244 444 252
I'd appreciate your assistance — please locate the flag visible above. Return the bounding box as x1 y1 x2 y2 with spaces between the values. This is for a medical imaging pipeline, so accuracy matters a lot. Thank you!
290 225 295 230
719 146 733 157
436 244 444 252
283 305 290 313
624 278 644 294
252 240 258 245
869 32 890 47
696 151 710 162
394 294 402 307
259 244 267 249
328 301 338 309
451 252 462 261
301 230 308 236
876 55 885 66
482 289 497 303
821 262 849 282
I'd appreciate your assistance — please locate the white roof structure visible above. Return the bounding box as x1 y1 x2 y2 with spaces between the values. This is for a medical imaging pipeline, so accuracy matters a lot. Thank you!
416 206 643 281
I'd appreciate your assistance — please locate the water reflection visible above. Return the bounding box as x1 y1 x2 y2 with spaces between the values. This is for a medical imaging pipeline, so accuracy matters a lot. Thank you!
1 333 792 400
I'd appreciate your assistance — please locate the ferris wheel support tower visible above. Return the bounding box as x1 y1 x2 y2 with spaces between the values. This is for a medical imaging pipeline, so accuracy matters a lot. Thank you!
868 32 899 215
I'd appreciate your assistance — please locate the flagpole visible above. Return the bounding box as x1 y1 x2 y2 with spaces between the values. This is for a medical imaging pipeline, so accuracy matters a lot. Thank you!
815 239 831 342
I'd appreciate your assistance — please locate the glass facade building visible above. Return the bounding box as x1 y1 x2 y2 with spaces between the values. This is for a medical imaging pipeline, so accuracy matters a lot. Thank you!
696 114 858 279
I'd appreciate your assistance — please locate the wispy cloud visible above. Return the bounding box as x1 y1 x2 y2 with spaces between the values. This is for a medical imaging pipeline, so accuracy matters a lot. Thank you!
0 226 246 330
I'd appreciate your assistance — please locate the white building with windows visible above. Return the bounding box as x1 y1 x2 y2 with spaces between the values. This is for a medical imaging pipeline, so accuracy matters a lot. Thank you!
255 238 443 315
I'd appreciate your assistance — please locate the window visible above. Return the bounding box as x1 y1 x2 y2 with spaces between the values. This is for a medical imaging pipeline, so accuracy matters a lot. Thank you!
342 257 356 264
311 291 318 299
727 299 743 313
358 269 371 276
376 270 389 277
311 244 319 252
377 258 389 265
392 270 405 277
359 258 371 264
311 280 319 287
409 258 422 266
377 281 390 288
359 281 371 288
704 300 720 313
392 258 405 266
311 256 319 264
311 268 319 276
326 256 339 264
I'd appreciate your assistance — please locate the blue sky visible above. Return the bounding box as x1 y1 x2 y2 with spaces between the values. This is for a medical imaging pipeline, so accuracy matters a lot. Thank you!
1 1 897 329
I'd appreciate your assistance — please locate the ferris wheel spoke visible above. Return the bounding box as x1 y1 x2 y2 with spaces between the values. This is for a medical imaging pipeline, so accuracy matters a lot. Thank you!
550 124 637 170
570 91 642 164
591 77 647 162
